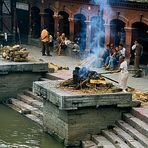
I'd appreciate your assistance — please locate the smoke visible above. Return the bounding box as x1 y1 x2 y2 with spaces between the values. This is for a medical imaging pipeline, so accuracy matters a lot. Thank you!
79 0 110 70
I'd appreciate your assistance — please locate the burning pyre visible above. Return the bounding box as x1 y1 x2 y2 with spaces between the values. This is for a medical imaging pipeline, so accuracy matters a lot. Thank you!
60 67 113 93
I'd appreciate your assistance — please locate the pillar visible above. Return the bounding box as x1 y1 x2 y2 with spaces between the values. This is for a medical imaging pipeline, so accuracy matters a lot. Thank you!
0 0 3 32
124 27 133 59
104 24 110 46
68 17 74 41
53 13 60 35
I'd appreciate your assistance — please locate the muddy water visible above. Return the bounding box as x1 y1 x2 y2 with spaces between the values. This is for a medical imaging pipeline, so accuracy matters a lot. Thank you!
0 105 64 148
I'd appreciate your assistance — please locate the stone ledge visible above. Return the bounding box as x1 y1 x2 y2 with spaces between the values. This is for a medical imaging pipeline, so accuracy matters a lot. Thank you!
0 62 48 74
33 80 133 110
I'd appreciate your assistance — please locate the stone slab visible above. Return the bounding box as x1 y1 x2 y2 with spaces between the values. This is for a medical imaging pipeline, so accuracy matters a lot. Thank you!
113 127 145 148
33 80 133 110
0 61 48 73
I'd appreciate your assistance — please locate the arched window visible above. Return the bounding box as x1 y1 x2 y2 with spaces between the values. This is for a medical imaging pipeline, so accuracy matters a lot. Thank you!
58 11 69 37
74 14 86 51
44 9 54 36
110 19 125 46
31 7 41 38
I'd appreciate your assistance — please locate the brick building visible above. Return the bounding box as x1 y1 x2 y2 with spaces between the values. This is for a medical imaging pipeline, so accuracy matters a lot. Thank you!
1 0 148 64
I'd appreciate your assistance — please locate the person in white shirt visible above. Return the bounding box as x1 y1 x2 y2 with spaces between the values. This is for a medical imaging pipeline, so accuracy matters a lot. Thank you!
119 43 126 57
64 37 71 46
114 56 129 92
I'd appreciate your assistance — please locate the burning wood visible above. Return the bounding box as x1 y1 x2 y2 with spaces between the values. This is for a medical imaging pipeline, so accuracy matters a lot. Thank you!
60 67 113 91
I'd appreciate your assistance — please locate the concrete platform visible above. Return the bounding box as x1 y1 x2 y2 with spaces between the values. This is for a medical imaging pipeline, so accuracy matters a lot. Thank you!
0 59 48 102
33 80 136 147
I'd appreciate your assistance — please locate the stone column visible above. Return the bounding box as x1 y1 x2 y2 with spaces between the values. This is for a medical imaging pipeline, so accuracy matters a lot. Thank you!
85 20 91 52
68 17 74 41
53 13 60 35
124 27 133 59
104 24 110 46
40 12 45 30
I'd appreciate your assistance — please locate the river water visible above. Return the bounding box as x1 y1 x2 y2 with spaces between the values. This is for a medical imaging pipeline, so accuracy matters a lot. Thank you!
0 105 64 148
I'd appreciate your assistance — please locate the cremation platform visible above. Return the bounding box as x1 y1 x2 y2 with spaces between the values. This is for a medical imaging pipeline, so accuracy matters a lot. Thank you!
33 80 135 147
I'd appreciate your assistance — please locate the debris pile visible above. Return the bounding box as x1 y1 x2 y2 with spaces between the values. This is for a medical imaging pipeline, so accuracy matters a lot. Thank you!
48 62 69 72
2 45 29 62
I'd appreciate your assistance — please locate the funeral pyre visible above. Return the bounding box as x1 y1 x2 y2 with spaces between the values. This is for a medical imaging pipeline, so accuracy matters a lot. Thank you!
1 45 29 62
59 67 114 93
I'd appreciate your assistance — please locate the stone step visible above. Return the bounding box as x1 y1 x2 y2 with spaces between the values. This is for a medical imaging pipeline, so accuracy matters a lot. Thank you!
25 114 43 126
23 90 42 101
92 135 116 148
123 113 148 138
113 126 145 148
32 110 43 121
39 77 50 81
45 73 63 80
102 129 130 148
82 140 98 148
17 94 43 111
10 98 38 114
46 70 72 80
7 103 31 114
131 107 148 124
116 120 148 148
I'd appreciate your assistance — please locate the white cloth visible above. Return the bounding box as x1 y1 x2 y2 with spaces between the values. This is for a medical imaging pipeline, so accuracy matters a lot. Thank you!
132 44 136 50
65 40 71 45
119 61 129 90
120 47 126 57
49 35 53 43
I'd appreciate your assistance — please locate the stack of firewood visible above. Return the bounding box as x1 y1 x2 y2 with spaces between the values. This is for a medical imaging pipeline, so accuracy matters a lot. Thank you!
2 45 29 62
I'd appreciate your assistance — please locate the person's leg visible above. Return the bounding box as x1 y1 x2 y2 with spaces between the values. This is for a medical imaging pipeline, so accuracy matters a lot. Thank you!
42 42 46 56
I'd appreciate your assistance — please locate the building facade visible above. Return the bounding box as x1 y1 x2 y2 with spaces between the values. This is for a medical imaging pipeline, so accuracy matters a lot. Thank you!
1 0 148 64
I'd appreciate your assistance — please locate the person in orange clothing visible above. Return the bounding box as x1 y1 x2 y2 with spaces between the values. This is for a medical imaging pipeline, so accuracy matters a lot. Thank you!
40 27 52 56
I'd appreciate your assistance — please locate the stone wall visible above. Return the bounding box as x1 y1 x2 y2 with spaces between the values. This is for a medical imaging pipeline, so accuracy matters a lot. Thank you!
43 100 129 147
34 80 133 147
0 62 48 102
0 72 42 102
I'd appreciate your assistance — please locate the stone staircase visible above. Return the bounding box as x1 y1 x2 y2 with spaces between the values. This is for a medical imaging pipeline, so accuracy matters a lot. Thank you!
82 107 148 148
7 89 43 126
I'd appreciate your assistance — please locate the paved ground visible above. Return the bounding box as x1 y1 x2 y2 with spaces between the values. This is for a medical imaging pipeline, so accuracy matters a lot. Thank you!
25 44 148 93
1 44 148 94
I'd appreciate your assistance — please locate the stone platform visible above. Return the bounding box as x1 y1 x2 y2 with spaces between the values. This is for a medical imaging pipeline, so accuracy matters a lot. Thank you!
0 60 48 102
33 80 136 147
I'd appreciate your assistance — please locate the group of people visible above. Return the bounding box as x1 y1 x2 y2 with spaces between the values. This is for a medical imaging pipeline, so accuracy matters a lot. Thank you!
102 43 126 71
54 32 71 56
40 27 72 56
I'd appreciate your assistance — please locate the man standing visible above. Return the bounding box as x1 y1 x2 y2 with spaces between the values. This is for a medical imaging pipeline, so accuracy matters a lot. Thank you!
40 27 52 56
132 40 143 77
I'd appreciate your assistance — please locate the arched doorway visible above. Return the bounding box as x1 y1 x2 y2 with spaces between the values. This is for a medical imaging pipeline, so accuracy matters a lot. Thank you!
58 11 69 37
132 22 148 65
74 14 86 51
16 8 29 43
110 19 126 46
44 8 54 36
31 7 41 38
90 16 105 51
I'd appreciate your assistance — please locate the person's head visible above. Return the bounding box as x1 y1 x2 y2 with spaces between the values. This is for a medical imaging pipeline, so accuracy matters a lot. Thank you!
134 40 141 45
115 46 119 51
106 44 110 49
120 55 125 63
119 43 123 50
110 43 114 49
43 26 48 30
61 33 65 37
